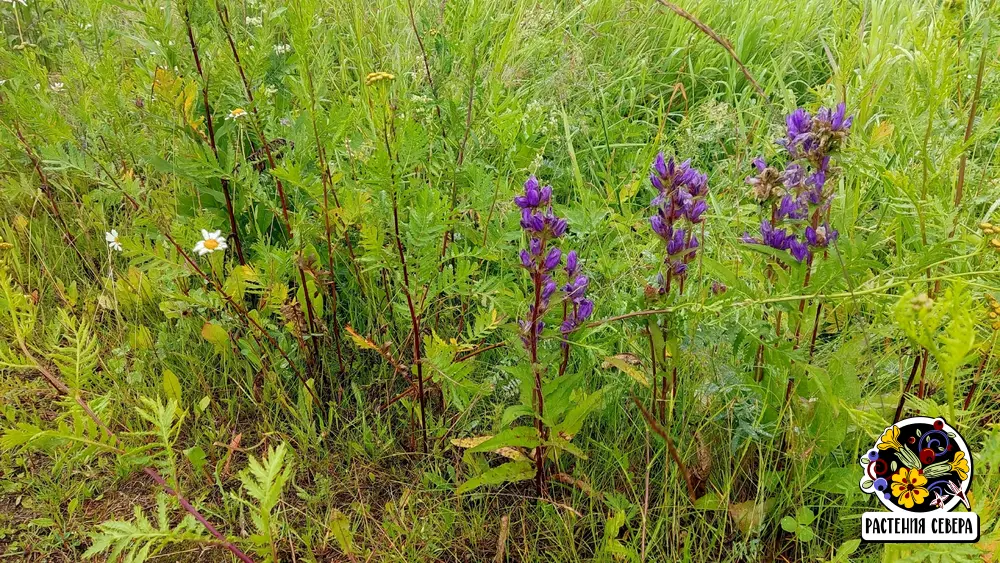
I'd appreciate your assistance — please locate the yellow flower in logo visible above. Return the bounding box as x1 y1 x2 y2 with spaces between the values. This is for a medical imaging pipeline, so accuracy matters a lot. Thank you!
877 425 902 450
890 467 928 509
949 451 969 481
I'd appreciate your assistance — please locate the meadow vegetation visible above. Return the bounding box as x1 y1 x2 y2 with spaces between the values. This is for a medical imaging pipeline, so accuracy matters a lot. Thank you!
1 0 1000 561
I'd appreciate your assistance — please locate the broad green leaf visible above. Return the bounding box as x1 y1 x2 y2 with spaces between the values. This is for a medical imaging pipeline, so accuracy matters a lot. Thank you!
456 461 534 494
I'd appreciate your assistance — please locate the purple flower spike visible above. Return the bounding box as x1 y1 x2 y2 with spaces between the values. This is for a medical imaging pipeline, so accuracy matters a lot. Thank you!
565 250 578 276
789 238 810 262
654 152 668 177
576 299 594 322
667 228 686 255
516 176 573 353
650 215 670 239
646 152 709 292
530 238 542 256
685 199 708 223
519 249 532 268
543 247 562 271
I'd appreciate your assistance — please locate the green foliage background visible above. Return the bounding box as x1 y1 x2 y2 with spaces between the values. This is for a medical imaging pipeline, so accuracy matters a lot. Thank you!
1 0 1000 561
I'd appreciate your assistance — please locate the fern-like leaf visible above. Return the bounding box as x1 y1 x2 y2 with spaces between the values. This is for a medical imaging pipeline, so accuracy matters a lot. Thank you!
84 494 207 562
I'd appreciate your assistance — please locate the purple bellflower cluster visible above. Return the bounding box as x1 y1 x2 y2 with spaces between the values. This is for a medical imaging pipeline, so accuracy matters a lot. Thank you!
743 103 853 262
515 177 594 355
560 250 594 343
516 176 564 354
648 153 709 292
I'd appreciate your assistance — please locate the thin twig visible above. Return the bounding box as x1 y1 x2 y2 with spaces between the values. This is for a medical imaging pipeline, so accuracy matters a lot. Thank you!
215 3 293 237
215 3 323 373
144 468 256 563
183 6 246 265
893 352 922 423
953 33 988 211
632 396 696 503
12 126 93 272
654 0 769 104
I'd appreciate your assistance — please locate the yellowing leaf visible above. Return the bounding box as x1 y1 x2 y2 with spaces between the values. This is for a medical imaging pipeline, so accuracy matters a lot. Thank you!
495 447 529 462
452 436 528 461
871 121 894 146
602 355 649 387
329 509 355 555
162 369 181 402
200 322 229 348
451 436 492 449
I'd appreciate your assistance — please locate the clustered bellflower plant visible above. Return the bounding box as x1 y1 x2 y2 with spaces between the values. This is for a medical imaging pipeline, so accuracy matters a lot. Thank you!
516 175 566 360
515 175 565 492
743 103 853 263
515 175 593 493
648 153 709 293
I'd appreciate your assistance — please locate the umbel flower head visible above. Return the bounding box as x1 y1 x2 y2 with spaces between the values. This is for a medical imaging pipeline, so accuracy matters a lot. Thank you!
648 152 709 291
194 229 228 256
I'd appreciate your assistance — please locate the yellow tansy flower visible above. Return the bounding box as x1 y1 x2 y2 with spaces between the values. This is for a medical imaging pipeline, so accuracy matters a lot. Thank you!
365 71 395 86
891 467 928 509
877 425 902 450
949 451 969 481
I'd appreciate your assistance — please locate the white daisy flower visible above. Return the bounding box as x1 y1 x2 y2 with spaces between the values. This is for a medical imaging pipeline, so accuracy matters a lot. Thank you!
226 108 247 120
105 229 123 252
193 229 227 256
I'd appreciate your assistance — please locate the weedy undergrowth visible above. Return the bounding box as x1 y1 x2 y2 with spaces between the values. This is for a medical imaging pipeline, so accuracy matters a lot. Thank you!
1 0 999 561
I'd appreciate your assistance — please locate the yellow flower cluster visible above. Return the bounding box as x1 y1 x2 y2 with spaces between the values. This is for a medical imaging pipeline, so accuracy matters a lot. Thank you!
981 222 1000 250
365 71 395 86
988 294 1000 331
